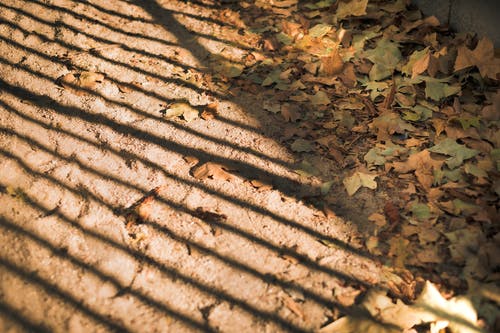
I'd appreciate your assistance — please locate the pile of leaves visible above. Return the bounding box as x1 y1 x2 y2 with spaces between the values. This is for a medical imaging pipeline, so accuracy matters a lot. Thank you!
201 0 499 331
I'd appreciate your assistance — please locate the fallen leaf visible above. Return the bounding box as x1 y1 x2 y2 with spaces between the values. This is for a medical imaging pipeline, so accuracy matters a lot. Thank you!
364 38 402 81
336 0 368 20
309 90 331 105
454 37 500 79
164 102 199 122
308 23 332 38
201 103 218 120
369 112 416 141
284 297 305 320
191 162 235 181
428 138 479 169
79 71 105 89
343 171 377 196
392 150 443 190
320 49 344 76
414 281 481 333
291 139 314 152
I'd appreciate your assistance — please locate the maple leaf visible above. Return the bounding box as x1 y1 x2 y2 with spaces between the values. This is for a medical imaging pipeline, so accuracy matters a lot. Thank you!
309 90 331 105
369 112 416 141
336 0 368 20
454 37 500 79
343 171 377 196
392 150 443 190
364 38 402 81
428 138 479 169
425 81 461 101
402 47 434 79
291 139 314 152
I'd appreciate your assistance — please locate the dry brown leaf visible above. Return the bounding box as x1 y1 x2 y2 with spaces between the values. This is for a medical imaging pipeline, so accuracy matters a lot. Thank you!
201 102 218 120
117 83 133 93
339 62 357 87
417 248 443 264
392 150 443 190
384 201 400 228
183 155 199 167
249 179 273 191
412 51 431 78
79 71 105 89
281 20 302 39
320 49 344 76
281 103 301 122
368 212 387 227
455 37 500 79
192 162 235 181
284 297 305 320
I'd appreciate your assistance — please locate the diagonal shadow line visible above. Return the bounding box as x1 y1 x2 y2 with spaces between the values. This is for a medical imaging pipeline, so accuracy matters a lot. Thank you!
0 15 264 134
0 301 51 333
27 0 257 60
0 258 132 332
0 13 213 93
50 0 242 33
0 210 340 322
24 0 177 46
120 0 255 52
0 93 375 263
0 21 283 167
0 174 309 333
0 217 214 332
0 129 352 311
0 56 299 187
0 129 369 291
131 0 213 65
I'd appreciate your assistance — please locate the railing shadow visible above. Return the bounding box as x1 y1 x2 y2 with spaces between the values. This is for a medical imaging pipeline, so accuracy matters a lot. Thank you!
0 0 410 331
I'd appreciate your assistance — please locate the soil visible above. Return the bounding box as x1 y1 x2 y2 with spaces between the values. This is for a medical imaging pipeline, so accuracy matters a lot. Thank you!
0 0 497 332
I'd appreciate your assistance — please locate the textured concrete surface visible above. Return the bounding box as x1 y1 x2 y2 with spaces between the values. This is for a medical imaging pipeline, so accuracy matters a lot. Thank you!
413 0 500 47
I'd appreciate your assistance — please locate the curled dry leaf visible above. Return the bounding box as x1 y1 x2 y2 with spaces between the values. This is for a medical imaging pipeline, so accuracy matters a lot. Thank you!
284 296 305 320
201 102 218 120
249 179 273 191
192 162 235 181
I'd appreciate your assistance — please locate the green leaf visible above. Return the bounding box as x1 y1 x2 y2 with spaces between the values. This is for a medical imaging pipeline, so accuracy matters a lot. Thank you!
402 104 433 121
276 32 293 45
491 149 500 171
411 202 431 221
452 199 480 216
364 147 386 166
304 0 335 9
364 38 402 81
455 116 481 129
262 68 282 86
428 138 479 169
343 171 377 196
425 81 461 101
295 160 320 177
464 163 488 178
321 181 334 195
291 139 314 152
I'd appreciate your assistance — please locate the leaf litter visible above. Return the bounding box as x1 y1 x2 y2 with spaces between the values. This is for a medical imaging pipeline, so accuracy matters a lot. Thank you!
211 0 499 331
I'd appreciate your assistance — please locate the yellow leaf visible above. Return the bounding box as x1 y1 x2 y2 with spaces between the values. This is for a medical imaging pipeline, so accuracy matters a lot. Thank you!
343 171 377 196
336 0 368 20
